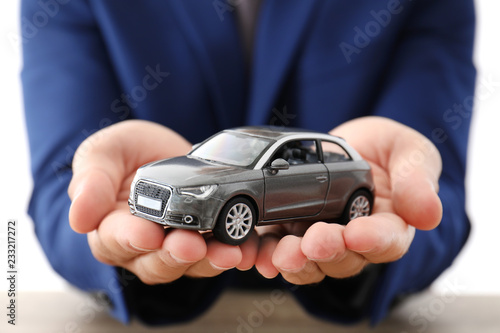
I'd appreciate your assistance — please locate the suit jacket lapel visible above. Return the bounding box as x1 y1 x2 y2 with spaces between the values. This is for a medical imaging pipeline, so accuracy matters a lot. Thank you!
167 1 246 129
246 0 321 125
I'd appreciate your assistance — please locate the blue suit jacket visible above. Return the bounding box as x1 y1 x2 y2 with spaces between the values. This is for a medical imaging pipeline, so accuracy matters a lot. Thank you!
21 0 475 325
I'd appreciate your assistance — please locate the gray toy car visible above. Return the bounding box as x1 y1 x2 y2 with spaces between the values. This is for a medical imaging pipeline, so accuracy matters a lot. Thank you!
129 126 375 245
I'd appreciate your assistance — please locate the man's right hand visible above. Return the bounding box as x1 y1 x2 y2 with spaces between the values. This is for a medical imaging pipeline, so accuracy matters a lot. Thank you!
68 120 258 284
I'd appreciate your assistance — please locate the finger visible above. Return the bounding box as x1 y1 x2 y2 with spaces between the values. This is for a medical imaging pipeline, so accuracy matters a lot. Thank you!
272 236 325 285
344 214 415 263
124 229 207 285
87 206 166 265
301 222 345 261
185 237 242 278
164 229 208 263
301 222 367 278
237 231 259 271
255 233 281 279
68 120 192 233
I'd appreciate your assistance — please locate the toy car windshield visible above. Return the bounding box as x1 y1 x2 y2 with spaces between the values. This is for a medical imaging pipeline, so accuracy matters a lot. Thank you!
190 131 273 168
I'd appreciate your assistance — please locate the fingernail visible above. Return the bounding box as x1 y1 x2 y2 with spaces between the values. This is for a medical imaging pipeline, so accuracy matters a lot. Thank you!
129 242 156 253
70 183 84 202
428 179 438 193
279 263 306 274
209 261 229 271
353 248 375 254
169 252 196 265
307 253 338 263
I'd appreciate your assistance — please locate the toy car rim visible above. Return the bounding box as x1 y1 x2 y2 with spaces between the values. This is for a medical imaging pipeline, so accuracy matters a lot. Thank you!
349 193 371 220
214 197 256 245
225 202 253 240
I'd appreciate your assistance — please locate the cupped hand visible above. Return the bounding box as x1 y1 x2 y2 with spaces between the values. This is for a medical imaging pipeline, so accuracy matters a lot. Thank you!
255 116 443 285
68 120 258 285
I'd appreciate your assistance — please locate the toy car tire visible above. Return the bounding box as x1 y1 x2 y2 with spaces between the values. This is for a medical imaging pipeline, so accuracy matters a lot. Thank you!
341 189 373 224
213 197 256 245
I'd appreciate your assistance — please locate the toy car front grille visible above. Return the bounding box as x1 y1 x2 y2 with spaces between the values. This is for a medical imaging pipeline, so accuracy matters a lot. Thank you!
134 180 171 217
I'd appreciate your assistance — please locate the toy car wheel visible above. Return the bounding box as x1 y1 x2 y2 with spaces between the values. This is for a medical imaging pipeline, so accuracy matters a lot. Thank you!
341 190 373 224
214 197 256 245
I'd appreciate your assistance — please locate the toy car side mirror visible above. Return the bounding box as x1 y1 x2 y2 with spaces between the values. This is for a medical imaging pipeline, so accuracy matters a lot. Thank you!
269 158 289 174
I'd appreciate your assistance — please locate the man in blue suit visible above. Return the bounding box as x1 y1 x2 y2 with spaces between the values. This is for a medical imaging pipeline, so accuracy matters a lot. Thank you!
21 0 475 326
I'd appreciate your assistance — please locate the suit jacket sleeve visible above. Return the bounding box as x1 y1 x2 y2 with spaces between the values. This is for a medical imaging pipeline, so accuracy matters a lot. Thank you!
20 0 227 324
290 0 476 324
368 0 475 323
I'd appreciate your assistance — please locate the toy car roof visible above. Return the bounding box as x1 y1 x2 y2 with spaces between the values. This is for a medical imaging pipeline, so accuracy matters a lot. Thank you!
226 126 345 141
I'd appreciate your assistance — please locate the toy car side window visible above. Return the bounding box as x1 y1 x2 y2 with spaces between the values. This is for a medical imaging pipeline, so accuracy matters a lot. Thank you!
272 140 319 165
321 140 351 163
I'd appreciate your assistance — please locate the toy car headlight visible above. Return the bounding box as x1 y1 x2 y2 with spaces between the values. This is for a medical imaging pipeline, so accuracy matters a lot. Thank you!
178 185 218 199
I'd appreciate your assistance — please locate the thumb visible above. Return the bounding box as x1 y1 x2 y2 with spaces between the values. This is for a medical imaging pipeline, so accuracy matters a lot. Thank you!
390 134 443 230
68 120 192 233
69 168 116 233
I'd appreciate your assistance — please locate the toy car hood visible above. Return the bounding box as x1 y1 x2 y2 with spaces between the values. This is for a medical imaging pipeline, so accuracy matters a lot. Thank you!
135 156 260 187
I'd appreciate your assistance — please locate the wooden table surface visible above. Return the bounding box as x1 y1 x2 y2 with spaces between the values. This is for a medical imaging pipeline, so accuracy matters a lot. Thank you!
1 289 499 332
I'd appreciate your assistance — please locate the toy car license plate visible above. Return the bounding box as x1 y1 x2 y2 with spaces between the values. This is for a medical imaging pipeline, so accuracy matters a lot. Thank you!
137 195 162 211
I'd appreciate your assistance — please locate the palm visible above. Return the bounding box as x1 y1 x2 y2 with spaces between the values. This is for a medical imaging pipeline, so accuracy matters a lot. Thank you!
69 121 260 285
254 117 443 283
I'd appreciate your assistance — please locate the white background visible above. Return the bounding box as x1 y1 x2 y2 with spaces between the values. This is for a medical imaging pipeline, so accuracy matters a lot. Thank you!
0 1 499 294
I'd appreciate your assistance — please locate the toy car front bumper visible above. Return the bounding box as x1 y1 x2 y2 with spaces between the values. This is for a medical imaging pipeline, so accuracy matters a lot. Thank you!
129 190 224 231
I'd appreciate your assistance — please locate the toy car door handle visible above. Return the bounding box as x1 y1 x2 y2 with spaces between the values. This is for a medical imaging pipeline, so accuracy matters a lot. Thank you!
316 175 328 183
